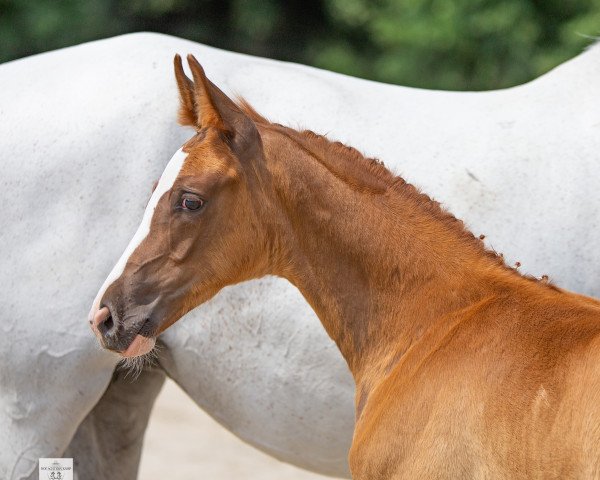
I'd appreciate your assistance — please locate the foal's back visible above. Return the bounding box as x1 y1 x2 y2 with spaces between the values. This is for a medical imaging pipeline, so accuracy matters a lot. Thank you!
351 279 600 479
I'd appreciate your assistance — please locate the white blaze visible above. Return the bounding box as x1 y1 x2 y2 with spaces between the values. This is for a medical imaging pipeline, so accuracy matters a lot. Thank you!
88 148 188 322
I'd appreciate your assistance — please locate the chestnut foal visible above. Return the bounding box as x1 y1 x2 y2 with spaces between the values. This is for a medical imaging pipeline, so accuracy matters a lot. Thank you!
90 55 600 478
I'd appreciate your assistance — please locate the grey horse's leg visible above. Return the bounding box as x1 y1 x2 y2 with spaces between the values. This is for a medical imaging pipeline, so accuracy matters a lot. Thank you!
64 361 166 480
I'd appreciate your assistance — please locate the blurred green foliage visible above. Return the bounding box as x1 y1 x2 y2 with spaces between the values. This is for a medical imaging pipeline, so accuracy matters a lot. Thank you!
0 0 598 90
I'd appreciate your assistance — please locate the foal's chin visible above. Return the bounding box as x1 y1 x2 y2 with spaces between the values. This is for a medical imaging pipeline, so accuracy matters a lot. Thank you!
120 334 156 358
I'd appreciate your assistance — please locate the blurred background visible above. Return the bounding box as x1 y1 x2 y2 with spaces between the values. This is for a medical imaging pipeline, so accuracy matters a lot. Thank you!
1 0 599 90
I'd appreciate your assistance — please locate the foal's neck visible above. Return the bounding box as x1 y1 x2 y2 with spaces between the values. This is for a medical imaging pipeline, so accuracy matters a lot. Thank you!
261 125 511 387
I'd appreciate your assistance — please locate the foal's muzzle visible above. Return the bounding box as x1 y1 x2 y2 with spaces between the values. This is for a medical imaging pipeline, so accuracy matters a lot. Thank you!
90 305 156 357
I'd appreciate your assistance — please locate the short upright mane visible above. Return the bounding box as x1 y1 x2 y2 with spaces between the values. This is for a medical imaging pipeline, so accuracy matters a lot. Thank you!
238 98 395 194
236 98 556 285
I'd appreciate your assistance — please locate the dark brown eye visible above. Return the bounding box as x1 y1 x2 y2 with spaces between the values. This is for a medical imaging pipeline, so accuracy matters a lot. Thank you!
180 194 204 211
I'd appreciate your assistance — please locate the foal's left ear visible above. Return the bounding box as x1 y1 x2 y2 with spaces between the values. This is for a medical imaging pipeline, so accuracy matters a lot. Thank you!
173 54 259 156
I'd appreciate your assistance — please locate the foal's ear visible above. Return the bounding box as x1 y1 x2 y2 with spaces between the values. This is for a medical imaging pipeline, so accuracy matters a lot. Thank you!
174 54 225 129
173 54 259 155
174 54 197 127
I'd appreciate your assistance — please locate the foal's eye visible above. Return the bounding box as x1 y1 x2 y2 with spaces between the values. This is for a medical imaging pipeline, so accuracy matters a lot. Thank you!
180 194 204 211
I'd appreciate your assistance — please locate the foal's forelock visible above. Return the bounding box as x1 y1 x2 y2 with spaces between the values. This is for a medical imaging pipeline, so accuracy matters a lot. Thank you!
88 148 188 322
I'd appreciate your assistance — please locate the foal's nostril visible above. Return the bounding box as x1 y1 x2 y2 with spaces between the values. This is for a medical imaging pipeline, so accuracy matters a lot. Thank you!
98 314 115 336
92 305 133 352
93 305 118 340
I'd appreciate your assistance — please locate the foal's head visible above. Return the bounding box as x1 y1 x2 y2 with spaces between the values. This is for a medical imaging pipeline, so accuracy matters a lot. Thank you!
89 55 273 357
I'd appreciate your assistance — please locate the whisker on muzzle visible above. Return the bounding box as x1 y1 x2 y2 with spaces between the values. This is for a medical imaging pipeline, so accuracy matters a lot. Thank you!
118 341 161 380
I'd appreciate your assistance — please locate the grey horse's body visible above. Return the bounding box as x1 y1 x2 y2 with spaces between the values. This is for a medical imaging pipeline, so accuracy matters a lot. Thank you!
1 33 598 479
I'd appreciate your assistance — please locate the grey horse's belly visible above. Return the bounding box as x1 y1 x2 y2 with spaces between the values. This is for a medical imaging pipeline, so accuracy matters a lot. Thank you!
160 277 355 477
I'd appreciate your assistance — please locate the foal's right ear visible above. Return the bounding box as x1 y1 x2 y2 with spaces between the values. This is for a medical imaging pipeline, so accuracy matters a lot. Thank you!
174 54 197 127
